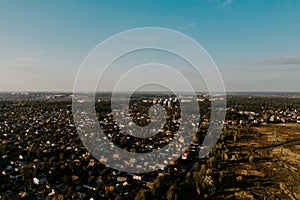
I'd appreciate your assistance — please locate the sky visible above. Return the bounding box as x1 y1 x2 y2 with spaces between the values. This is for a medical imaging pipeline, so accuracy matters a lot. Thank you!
0 0 300 92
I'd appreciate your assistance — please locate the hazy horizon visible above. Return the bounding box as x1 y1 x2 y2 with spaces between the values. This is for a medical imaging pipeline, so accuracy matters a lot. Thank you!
1 90 300 94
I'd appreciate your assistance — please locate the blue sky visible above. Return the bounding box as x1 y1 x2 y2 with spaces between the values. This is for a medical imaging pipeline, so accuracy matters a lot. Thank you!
0 0 300 91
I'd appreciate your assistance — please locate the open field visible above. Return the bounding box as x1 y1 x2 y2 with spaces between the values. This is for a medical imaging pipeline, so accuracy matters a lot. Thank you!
214 124 300 199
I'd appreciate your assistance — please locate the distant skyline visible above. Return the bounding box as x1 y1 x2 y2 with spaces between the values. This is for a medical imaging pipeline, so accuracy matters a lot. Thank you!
1 0 300 92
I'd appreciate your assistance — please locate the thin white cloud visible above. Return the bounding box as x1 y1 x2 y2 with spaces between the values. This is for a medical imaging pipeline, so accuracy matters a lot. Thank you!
252 55 300 65
10 57 41 70
223 0 233 6
1 56 49 73
221 67 300 92
16 57 39 63
188 22 196 27
39 49 47 54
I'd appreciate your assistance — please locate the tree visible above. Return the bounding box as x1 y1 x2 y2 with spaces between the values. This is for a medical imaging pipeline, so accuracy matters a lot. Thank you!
135 189 153 200
151 175 171 198
166 184 178 200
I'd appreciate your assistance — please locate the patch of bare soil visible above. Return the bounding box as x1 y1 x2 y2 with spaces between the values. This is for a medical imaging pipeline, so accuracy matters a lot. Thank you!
213 124 300 199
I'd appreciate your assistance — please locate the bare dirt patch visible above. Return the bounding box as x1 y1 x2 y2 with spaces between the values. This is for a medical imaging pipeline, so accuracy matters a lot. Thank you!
214 124 300 199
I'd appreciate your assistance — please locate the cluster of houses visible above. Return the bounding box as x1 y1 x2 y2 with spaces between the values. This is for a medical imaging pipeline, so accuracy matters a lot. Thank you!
1 93 300 199
225 107 300 126
0 94 199 199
